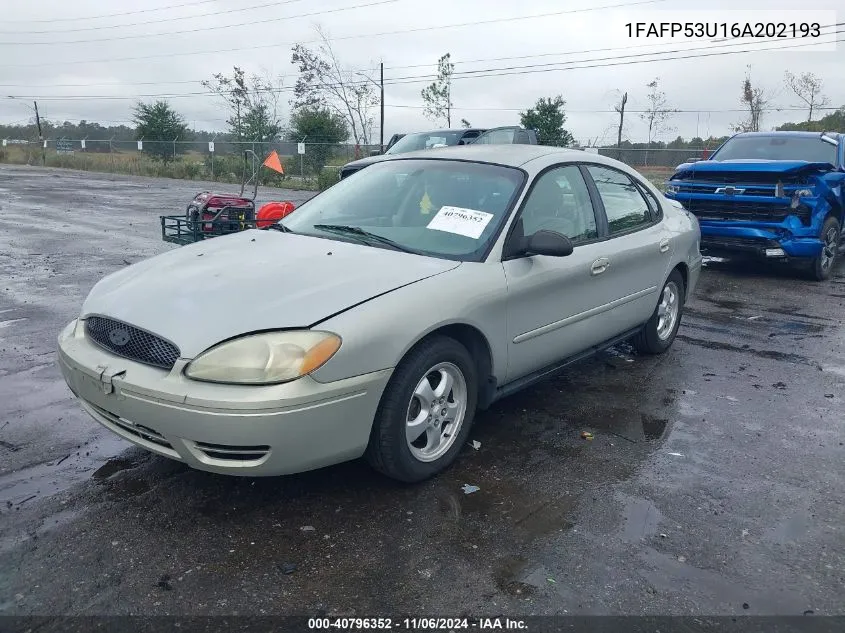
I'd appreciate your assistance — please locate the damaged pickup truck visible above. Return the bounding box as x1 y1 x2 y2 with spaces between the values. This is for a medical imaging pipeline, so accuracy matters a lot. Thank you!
664 131 845 280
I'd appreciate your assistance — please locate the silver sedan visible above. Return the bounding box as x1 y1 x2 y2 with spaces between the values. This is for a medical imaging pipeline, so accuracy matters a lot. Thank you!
58 145 701 482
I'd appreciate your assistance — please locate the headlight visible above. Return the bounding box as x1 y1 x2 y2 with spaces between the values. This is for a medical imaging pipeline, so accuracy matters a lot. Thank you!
184 331 341 385
665 184 680 195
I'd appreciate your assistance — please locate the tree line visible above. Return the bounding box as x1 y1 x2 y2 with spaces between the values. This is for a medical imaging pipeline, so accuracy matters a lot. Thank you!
2 27 842 172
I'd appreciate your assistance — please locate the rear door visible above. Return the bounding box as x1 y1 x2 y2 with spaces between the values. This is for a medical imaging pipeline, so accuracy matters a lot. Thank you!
581 164 672 330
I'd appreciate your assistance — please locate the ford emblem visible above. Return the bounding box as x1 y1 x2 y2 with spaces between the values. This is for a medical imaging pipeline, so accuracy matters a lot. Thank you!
108 328 131 347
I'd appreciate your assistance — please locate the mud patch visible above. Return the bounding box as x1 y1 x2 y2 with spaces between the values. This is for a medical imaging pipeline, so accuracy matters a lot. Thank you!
676 335 819 367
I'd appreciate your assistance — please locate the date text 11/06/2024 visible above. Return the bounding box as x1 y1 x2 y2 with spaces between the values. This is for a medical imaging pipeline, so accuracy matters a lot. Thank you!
625 22 821 38
307 618 528 630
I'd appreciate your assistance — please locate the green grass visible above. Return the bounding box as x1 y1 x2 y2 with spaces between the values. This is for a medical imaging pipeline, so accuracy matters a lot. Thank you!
0 146 326 191
0 145 669 192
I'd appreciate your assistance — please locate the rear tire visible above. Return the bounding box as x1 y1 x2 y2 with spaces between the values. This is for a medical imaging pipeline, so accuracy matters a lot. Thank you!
809 216 840 281
366 336 477 483
631 270 685 355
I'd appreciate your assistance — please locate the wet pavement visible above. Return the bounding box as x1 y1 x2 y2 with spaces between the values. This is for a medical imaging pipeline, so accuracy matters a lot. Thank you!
0 164 843 616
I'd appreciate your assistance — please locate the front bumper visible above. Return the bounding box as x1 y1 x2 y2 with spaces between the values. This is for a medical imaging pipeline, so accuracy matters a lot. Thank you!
698 221 824 259
57 319 393 476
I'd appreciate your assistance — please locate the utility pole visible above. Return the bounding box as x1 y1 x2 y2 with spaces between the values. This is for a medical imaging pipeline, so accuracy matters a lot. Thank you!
379 62 385 153
33 100 45 166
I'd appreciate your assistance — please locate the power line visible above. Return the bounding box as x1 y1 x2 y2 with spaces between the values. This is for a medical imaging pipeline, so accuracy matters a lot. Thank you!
9 28 842 100
382 32 845 88
0 35 777 89
386 104 843 114
2 0 224 24
0 0 402 45
0 0 311 35
0 20 839 90
0 0 669 66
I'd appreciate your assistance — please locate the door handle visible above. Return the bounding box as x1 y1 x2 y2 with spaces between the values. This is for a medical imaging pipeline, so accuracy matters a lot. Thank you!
591 258 610 275
659 238 671 253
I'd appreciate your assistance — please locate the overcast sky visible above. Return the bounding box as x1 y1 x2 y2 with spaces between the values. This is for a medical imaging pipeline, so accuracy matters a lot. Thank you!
0 0 841 144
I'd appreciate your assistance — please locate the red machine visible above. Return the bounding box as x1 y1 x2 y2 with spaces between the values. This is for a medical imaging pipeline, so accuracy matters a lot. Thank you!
161 150 297 245
256 200 296 227
187 191 257 235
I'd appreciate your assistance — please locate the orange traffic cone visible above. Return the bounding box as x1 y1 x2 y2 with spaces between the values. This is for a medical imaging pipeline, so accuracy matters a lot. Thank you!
263 150 284 174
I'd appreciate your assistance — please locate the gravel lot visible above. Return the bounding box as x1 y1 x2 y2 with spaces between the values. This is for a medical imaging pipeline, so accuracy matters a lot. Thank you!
1 164 843 618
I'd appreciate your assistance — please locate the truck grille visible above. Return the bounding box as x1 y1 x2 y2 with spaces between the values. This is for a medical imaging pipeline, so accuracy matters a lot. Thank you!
85 316 180 370
682 199 810 223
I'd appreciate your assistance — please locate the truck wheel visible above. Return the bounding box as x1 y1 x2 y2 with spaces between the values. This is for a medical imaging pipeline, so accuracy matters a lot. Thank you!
810 216 840 281
366 336 477 483
631 270 685 355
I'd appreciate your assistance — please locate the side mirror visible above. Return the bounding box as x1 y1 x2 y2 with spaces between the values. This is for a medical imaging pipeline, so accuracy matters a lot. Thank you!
686 157 702 163
525 230 574 257
370 149 382 157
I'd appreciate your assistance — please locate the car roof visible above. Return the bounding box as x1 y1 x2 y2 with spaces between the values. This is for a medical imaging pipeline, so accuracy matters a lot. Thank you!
375 144 607 169
404 128 486 135
731 131 842 140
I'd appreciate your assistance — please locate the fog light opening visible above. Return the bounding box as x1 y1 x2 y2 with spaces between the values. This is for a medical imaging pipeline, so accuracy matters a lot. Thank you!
765 248 786 258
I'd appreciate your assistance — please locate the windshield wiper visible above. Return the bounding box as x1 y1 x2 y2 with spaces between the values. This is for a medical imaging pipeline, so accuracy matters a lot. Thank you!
264 222 294 233
312 224 416 253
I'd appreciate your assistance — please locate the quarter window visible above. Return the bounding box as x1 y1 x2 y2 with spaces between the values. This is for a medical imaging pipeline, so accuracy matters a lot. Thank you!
519 165 598 242
586 166 652 234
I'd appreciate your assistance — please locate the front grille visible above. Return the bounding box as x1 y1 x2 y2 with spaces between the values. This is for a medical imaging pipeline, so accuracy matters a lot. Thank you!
193 441 271 462
85 316 180 370
682 199 809 223
701 236 781 250
673 172 807 185
674 184 776 196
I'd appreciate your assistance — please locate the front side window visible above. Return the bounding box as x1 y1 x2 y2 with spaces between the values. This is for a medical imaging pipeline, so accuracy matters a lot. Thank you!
518 165 598 242
282 159 525 261
586 165 652 234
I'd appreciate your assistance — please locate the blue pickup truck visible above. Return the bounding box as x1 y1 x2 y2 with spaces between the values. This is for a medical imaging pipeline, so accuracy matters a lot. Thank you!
664 131 845 280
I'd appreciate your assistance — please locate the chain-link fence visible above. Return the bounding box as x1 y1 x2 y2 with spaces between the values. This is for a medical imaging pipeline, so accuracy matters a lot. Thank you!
0 137 706 190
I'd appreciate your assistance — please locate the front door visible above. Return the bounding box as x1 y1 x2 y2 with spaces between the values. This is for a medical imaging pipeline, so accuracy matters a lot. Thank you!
502 164 620 383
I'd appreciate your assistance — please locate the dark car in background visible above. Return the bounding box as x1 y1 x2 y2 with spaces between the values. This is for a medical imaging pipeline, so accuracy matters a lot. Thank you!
664 131 845 280
340 126 539 180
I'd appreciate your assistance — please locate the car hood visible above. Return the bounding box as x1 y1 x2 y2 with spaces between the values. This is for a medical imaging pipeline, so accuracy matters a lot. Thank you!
81 229 461 357
671 159 835 179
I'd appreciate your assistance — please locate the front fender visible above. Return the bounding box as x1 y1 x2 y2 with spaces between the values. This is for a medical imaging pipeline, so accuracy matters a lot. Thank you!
309 263 509 384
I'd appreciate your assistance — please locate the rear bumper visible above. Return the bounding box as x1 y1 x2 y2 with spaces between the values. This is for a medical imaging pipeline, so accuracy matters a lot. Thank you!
57 319 392 476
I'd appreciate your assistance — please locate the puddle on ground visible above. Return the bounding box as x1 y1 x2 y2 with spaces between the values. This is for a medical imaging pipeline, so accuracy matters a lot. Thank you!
0 435 129 507
642 414 669 441
676 335 818 367
619 495 663 542
587 410 670 444
493 556 537 596
436 480 578 543
92 456 137 480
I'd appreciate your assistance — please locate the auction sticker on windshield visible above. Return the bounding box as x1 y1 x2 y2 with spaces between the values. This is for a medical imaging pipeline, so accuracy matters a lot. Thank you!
426 206 494 239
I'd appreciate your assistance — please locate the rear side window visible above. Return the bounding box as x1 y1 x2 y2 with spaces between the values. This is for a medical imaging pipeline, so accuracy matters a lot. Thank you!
638 184 663 221
586 166 652 234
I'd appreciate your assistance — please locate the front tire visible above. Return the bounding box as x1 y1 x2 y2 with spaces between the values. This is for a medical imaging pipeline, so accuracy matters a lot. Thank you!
809 216 840 281
366 335 478 483
632 270 685 355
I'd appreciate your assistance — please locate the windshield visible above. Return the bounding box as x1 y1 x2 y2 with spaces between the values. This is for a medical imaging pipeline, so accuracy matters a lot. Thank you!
385 131 465 155
281 159 525 261
711 135 837 164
